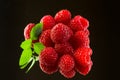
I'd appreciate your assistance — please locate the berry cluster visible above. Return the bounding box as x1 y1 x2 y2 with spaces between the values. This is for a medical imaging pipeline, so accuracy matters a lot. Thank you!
23 9 93 78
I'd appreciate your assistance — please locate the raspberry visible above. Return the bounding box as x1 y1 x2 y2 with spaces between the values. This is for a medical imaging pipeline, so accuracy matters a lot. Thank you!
54 42 74 56
51 23 73 43
24 23 35 40
60 69 76 78
40 63 58 74
69 15 89 32
39 47 58 66
39 29 54 47
59 54 75 72
54 9 71 24
70 31 90 49
74 47 92 67
75 47 92 56
76 61 93 76
40 15 55 31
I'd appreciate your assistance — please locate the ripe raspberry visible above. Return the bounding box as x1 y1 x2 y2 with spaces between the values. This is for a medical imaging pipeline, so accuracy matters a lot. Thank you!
39 47 58 66
40 15 55 31
59 54 75 72
74 47 92 67
75 47 92 56
69 15 89 32
51 23 73 43
39 29 54 47
76 61 93 76
24 23 35 40
60 69 76 78
40 63 58 74
55 42 74 56
54 9 71 24
70 31 90 49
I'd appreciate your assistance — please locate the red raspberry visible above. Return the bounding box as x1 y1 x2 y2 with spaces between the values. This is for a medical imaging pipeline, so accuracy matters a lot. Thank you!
24 23 35 40
39 29 54 47
54 42 74 56
51 23 73 43
76 61 93 76
54 9 71 24
39 47 58 66
59 54 75 72
70 31 90 49
69 15 89 32
74 47 92 67
60 69 76 78
75 47 92 56
40 63 58 74
40 15 55 31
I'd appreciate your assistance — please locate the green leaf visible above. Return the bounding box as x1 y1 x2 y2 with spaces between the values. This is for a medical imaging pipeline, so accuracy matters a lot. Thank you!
30 23 43 40
33 42 45 55
20 58 33 69
19 48 32 66
20 39 32 49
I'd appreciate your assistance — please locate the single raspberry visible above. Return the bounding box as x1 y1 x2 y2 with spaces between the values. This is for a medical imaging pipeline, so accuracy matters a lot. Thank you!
54 9 71 24
77 47 92 56
40 15 55 31
24 23 35 40
74 47 92 67
69 15 89 32
75 47 92 56
54 42 74 56
40 63 58 74
39 29 54 47
70 31 90 49
60 69 76 78
76 60 93 76
59 54 75 72
39 47 58 66
51 23 73 43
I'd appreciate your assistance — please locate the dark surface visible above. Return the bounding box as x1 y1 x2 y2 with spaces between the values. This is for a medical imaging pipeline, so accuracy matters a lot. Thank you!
0 0 119 80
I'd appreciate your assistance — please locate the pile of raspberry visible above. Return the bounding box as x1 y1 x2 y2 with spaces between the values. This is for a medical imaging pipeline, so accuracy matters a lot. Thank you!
24 9 93 78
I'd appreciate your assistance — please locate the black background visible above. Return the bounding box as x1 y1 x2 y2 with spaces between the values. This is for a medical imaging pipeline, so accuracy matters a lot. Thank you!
0 0 120 80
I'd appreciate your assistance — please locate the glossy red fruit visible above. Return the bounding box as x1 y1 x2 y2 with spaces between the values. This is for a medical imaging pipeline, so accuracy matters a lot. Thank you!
39 29 54 47
76 61 93 76
55 42 74 56
54 9 71 24
51 23 73 43
59 54 75 72
39 47 58 66
40 15 55 31
70 31 90 49
74 47 92 67
69 15 89 32
24 23 35 40
40 63 58 74
60 69 76 78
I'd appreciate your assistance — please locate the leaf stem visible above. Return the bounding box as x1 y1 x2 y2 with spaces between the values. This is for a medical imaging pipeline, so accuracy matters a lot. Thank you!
25 58 36 73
